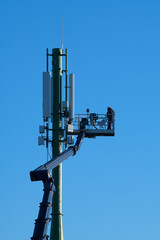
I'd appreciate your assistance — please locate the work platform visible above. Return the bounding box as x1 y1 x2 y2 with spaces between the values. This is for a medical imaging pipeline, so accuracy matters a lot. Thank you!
67 113 115 137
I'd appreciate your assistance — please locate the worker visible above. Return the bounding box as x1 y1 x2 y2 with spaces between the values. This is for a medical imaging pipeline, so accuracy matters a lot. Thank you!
107 106 115 130
90 113 98 129
92 118 97 129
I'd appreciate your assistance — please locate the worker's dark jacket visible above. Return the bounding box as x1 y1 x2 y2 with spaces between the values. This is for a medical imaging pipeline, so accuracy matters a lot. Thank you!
107 108 115 122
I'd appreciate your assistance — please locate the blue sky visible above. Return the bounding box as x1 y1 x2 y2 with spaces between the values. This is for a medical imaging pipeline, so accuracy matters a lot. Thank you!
1 1 160 240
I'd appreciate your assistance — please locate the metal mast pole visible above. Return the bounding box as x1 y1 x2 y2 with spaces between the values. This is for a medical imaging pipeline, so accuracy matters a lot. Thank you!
50 48 63 240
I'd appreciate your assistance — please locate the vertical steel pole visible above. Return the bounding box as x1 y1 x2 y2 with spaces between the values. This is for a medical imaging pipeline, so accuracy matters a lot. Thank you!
50 48 63 240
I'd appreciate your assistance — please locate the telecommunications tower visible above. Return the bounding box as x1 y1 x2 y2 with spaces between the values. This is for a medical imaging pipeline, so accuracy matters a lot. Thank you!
30 48 115 240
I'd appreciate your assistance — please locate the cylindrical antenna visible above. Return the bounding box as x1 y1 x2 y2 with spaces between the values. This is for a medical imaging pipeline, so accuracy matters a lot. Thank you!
69 73 75 123
46 48 48 72
65 48 68 104
61 16 63 50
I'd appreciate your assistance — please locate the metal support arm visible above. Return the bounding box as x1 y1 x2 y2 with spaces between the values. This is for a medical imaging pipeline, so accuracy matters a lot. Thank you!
31 180 55 240
30 118 88 182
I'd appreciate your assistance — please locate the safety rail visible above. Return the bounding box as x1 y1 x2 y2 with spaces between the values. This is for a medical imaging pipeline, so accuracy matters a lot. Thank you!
67 113 115 137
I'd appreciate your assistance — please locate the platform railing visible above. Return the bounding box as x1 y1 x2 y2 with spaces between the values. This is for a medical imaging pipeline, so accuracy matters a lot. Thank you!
71 114 115 131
